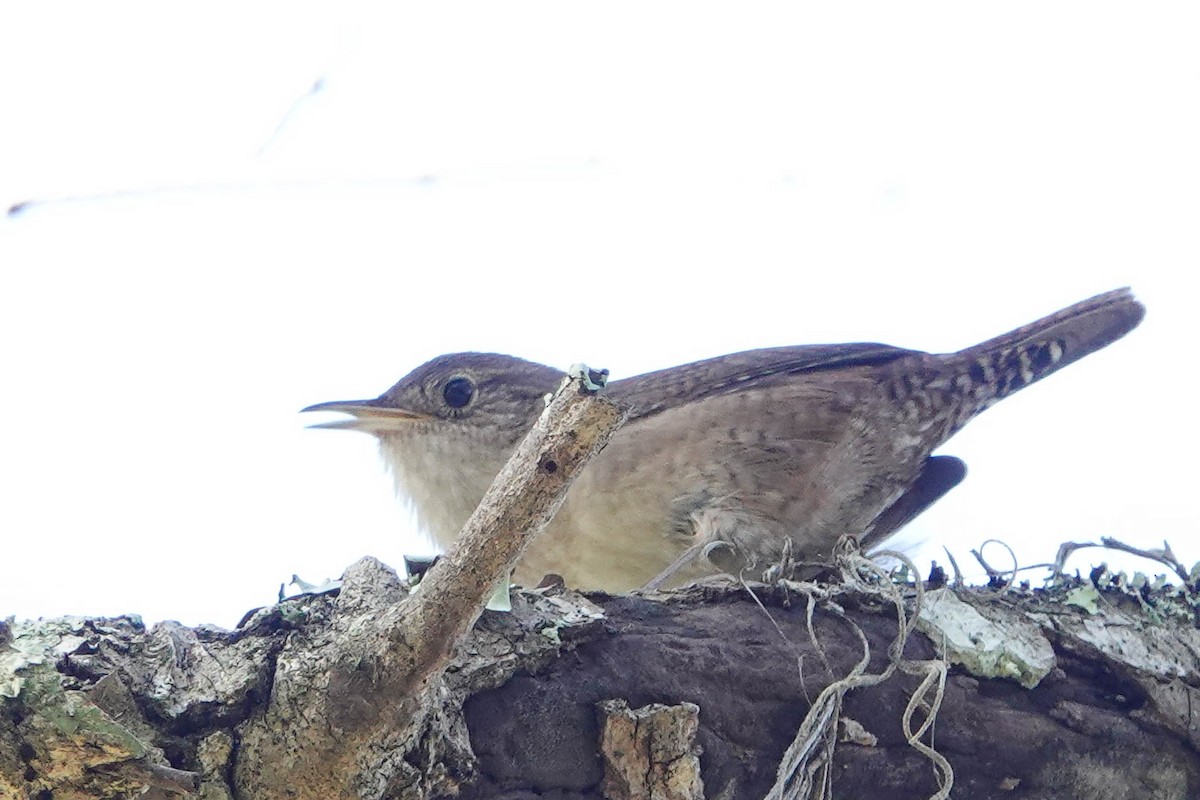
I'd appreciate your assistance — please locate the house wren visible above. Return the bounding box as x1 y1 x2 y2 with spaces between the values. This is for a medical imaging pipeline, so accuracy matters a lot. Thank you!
304 288 1143 591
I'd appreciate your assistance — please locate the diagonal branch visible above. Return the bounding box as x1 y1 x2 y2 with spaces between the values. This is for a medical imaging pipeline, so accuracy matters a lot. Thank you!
399 367 628 685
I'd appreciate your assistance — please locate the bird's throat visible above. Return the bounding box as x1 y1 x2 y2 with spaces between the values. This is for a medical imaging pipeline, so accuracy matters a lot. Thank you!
377 426 518 550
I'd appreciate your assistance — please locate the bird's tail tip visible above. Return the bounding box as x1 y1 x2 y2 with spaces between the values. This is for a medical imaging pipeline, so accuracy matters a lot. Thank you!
953 287 1144 408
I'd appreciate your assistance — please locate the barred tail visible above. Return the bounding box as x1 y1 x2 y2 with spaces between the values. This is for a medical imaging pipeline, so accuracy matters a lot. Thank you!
949 287 1145 420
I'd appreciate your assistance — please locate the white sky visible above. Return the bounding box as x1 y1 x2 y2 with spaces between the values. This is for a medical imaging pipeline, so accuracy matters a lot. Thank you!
1 4 1196 628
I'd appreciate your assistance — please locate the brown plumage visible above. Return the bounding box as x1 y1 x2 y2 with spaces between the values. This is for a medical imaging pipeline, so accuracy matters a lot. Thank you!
305 288 1144 590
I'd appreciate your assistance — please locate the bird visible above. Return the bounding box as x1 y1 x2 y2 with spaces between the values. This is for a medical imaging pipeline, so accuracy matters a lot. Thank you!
303 288 1144 592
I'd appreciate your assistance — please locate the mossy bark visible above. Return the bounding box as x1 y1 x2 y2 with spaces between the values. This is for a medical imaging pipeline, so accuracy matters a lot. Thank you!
4 575 1199 800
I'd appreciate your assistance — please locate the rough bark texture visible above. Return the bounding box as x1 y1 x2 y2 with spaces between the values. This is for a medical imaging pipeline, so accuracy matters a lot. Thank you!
5 572 1200 800
598 699 704 800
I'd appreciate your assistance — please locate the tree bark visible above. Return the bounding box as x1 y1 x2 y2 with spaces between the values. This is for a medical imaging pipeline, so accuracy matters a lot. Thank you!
4 573 1200 799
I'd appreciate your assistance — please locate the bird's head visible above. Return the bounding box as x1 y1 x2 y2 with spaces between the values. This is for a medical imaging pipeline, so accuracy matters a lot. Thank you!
302 353 565 544
303 352 563 448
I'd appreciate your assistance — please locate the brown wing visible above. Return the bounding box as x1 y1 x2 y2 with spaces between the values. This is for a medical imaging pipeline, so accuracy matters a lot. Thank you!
608 343 920 420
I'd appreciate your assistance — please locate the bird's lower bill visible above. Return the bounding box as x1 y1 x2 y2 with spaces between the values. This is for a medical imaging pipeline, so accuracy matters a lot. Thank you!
302 402 433 432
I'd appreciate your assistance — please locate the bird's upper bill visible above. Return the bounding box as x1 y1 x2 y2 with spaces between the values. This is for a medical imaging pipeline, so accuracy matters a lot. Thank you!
300 399 432 431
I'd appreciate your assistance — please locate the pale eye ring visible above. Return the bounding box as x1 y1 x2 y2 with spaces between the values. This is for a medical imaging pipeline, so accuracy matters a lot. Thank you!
442 376 476 409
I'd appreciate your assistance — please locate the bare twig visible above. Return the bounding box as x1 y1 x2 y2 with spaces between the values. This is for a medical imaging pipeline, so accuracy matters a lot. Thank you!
942 546 965 588
93 761 201 795
400 368 628 685
969 539 1019 590
1053 538 1192 585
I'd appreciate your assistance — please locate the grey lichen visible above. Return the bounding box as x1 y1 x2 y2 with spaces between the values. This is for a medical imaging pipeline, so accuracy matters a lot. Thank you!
916 588 1056 688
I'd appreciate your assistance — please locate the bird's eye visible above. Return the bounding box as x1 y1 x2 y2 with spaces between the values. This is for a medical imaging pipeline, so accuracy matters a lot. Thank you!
442 376 476 409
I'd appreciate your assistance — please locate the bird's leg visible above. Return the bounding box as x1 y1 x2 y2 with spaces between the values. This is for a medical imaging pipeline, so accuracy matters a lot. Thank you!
640 543 709 592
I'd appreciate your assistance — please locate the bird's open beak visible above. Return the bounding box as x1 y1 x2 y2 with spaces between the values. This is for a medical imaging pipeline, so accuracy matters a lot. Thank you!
300 399 433 431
